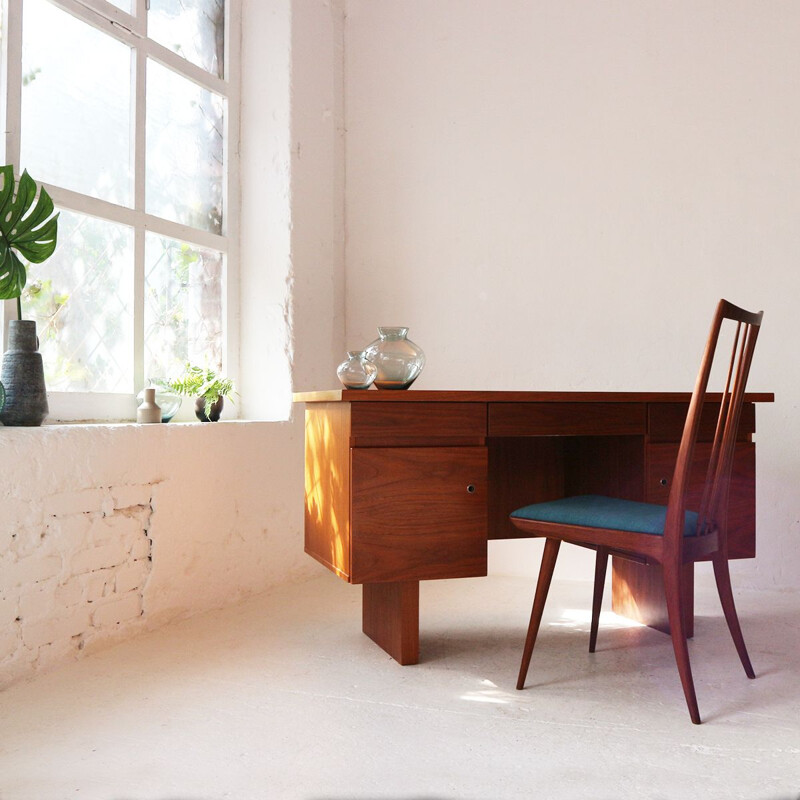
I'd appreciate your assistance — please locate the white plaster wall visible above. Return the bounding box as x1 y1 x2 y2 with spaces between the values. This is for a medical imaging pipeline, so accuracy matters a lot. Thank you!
343 1 800 589
240 0 345 420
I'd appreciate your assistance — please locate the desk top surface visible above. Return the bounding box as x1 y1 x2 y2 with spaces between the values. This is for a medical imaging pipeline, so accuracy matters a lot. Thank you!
293 389 775 404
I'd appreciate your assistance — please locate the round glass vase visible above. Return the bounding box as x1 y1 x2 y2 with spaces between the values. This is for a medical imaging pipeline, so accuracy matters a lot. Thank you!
363 327 425 390
337 350 377 389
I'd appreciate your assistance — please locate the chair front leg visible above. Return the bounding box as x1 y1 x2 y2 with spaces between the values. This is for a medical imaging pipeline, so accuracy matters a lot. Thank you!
589 547 608 653
517 538 561 690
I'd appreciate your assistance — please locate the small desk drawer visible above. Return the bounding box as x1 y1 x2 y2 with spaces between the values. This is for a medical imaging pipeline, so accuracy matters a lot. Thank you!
489 403 646 437
350 402 486 445
648 403 755 443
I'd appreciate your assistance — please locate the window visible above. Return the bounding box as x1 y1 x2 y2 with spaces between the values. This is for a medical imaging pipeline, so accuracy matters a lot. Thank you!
1 0 239 420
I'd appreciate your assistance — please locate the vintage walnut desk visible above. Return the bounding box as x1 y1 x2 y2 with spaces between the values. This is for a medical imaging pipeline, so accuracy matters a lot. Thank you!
294 390 773 665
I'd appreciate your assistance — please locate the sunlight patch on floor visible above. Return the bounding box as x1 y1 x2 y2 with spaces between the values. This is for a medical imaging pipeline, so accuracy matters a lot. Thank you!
460 678 513 705
550 608 646 630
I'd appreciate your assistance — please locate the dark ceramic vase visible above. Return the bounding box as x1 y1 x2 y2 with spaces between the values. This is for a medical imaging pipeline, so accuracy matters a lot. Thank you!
194 395 224 422
0 320 48 427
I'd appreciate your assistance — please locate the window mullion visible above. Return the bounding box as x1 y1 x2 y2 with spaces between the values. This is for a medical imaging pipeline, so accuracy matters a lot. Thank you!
133 36 146 392
2 0 23 166
222 0 241 394
142 36 227 97
41 183 228 253
62 0 137 32
136 0 147 32
1 0 24 346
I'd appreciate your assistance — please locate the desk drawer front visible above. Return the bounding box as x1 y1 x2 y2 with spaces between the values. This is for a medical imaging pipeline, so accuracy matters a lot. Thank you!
489 403 646 437
351 446 487 583
350 402 486 444
648 403 755 443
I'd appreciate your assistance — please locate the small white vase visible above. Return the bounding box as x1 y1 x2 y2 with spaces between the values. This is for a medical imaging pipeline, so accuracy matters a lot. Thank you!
137 387 161 424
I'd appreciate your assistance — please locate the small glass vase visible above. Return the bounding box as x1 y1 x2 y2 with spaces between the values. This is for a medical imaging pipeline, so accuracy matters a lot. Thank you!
363 327 425 390
337 351 377 389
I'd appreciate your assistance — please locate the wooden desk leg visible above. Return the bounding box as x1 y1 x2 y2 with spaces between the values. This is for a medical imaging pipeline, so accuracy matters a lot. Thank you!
611 559 694 639
362 581 420 665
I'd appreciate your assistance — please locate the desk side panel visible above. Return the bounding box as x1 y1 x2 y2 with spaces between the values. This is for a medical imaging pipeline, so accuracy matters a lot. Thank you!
304 403 352 581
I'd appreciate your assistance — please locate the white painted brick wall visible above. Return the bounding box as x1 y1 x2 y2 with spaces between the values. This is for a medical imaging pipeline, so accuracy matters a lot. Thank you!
115 561 149 595
92 592 142 628
0 484 153 687
43 488 107 518
71 541 129 575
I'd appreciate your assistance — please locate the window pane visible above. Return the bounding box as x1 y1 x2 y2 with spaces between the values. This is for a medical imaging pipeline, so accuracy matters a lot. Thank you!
22 210 134 393
108 0 132 12
144 234 223 383
148 0 224 77
146 59 224 234
21 0 133 206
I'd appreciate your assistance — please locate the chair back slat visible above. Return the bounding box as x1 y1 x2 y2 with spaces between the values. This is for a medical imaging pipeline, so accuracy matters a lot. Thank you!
664 300 763 556
696 322 740 531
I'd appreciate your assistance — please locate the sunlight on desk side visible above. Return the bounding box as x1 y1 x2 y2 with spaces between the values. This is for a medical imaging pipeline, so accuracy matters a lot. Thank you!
305 412 347 575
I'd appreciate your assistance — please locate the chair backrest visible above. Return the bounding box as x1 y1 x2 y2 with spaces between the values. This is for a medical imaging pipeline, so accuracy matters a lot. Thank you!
664 300 763 556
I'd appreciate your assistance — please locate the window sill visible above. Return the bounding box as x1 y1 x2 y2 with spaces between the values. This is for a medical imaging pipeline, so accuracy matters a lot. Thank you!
1 417 294 431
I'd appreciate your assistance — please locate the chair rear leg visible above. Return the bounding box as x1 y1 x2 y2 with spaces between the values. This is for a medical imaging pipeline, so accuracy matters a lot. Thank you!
589 548 608 653
517 538 560 690
664 560 701 724
712 552 755 678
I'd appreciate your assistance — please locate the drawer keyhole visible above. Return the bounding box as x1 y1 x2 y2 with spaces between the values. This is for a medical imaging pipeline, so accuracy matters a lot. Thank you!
466 484 476 494
659 478 668 487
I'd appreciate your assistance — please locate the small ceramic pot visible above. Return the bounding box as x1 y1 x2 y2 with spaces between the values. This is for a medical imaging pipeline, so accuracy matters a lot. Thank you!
195 396 224 422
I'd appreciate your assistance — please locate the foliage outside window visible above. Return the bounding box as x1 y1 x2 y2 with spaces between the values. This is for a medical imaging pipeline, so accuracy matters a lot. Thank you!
1 0 239 419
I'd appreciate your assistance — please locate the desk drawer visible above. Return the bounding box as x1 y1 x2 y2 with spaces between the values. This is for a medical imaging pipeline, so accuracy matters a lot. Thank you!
648 403 755 443
489 403 646 436
350 402 486 445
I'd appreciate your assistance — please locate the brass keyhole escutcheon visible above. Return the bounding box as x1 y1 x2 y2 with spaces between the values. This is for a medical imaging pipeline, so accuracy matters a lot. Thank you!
467 484 476 494
660 478 668 486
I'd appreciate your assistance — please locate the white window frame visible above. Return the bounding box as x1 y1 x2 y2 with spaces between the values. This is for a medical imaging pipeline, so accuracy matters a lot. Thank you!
0 0 240 422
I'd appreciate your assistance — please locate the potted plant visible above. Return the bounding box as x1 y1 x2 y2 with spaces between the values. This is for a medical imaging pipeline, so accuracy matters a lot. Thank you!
164 364 235 422
0 165 59 426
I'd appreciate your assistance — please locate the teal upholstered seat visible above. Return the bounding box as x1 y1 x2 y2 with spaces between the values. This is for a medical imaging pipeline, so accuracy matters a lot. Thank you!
510 495 699 537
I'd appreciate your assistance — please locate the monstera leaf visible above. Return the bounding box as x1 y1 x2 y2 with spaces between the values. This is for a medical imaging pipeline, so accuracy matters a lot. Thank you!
0 165 59 302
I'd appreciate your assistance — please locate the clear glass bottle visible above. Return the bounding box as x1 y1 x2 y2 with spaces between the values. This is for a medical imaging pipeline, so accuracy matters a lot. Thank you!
363 327 426 390
336 350 378 389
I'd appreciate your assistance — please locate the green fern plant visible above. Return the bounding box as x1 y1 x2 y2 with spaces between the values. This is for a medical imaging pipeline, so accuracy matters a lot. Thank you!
0 165 59 320
163 364 235 419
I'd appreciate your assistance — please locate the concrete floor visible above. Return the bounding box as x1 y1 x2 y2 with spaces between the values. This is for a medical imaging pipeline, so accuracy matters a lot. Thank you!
1 573 799 800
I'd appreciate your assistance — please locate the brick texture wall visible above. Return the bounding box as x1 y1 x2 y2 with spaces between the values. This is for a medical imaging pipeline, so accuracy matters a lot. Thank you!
1 484 153 681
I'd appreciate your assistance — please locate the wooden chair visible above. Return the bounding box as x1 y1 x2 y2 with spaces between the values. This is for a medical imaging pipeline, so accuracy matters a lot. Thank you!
510 299 763 724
